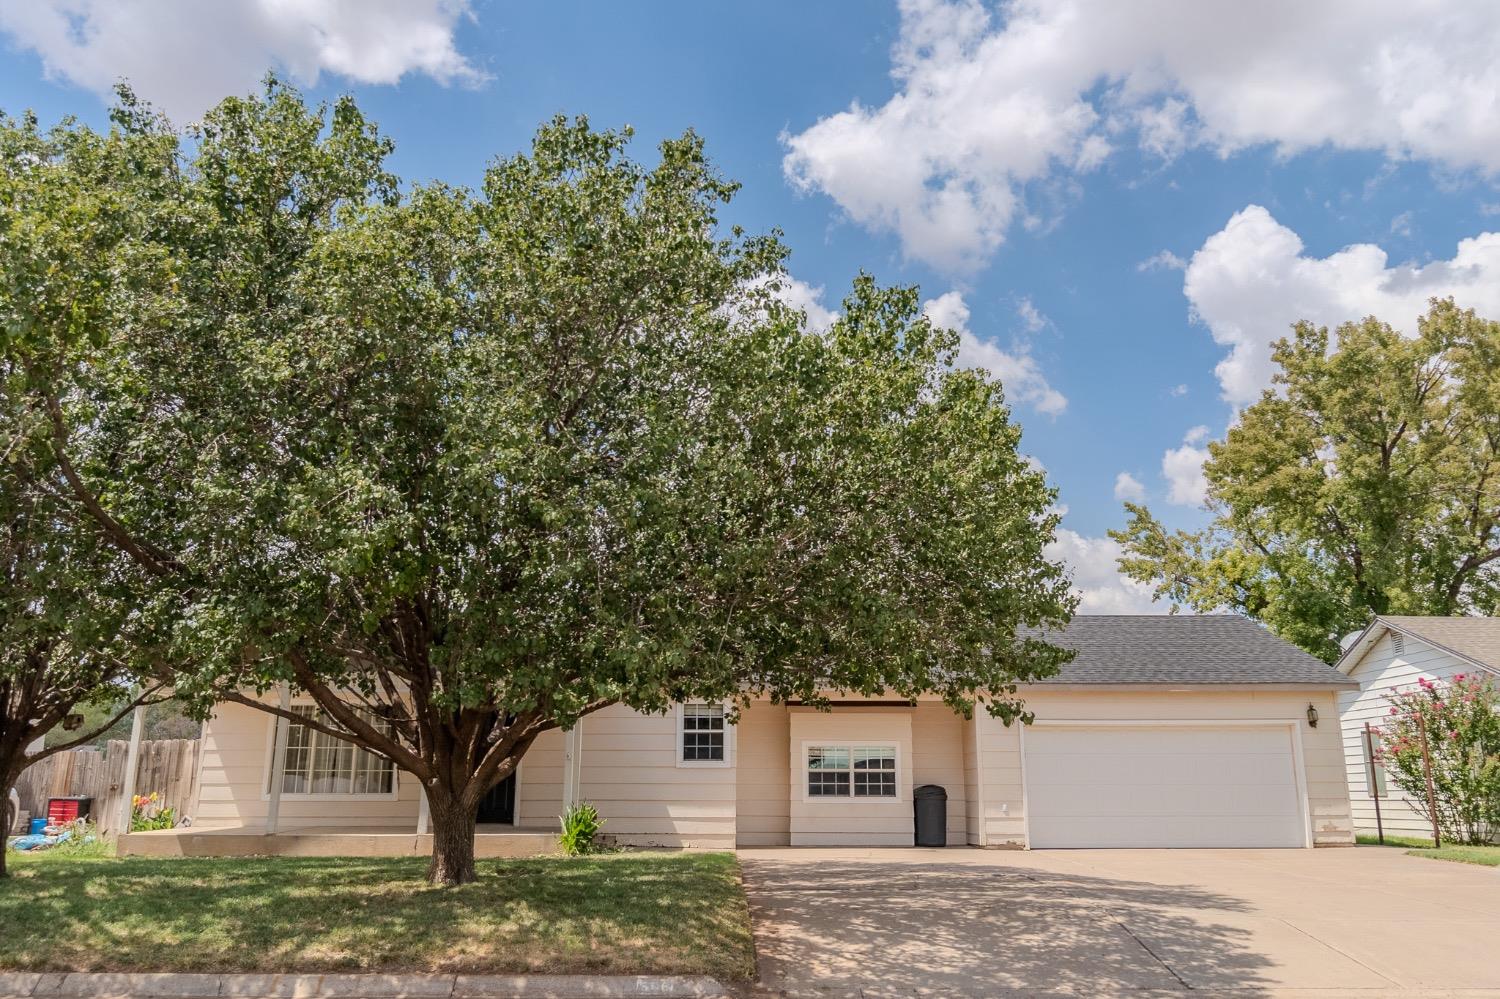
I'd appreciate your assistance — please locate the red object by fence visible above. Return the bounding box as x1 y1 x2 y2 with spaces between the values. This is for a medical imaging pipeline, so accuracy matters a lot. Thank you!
46 796 93 824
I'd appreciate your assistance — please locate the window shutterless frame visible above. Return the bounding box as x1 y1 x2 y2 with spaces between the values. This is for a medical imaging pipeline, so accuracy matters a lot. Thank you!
799 741 903 803
260 703 400 801
675 702 733 768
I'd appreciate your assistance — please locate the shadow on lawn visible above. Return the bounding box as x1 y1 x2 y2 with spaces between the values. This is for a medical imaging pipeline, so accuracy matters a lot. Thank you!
742 858 1271 994
0 853 754 978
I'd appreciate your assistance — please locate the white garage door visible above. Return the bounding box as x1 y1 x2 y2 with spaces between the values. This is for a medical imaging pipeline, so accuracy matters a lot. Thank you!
1024 725 1307 849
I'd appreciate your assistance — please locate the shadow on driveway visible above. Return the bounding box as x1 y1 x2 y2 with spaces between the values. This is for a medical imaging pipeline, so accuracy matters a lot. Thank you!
742 857 1267 995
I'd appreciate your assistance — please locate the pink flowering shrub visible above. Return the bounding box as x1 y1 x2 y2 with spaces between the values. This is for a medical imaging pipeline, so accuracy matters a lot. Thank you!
1375 673 1500 844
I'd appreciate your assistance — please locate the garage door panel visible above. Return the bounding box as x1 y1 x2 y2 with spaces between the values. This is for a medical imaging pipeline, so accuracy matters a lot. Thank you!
1027 782 1301 819
1025 725 1306 849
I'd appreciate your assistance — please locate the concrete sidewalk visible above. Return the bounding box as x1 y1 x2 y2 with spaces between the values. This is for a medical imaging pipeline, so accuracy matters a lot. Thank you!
0 974 728 999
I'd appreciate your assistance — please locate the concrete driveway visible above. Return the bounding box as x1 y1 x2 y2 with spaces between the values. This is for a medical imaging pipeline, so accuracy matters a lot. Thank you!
739 846 1500 996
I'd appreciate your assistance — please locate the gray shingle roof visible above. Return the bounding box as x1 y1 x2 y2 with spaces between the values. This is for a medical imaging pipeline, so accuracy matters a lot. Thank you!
1026 614 1355 687
1378 616 1500 672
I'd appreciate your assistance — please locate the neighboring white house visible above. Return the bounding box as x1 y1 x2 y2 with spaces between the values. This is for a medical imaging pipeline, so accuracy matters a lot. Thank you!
124 615 1358 856
1336 616 1500 839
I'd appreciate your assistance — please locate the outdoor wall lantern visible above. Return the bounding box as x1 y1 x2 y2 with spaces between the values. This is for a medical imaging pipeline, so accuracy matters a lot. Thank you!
1306 703 1319 728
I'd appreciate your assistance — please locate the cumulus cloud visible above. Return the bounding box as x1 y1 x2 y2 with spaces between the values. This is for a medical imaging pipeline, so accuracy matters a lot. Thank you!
924 291 1067 415
1183 205 1500 405
1162 426 1212 507
784 0 1500 270
0 0 484 122
1112 471 1146 502
1045 528 1163 613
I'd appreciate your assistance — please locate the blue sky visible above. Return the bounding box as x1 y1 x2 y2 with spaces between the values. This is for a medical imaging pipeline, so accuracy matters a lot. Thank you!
4 0 1499 611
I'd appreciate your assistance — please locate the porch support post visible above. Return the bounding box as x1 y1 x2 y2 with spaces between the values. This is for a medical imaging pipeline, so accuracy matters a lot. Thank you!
116 702 147 836
416 781 431 834
562 723 583 810
264 683 291 836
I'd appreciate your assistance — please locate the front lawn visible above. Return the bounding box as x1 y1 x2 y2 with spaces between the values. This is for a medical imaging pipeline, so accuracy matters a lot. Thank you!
0 850 755 979
1356 834 1500 868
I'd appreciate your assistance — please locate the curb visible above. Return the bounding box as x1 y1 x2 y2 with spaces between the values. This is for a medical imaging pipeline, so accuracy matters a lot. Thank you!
0 973 730 999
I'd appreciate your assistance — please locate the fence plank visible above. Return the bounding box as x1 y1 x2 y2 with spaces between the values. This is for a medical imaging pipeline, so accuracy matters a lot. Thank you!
11 739 200 835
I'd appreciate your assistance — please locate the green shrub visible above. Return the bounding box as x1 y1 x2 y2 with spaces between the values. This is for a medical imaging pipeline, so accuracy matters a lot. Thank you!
558 802 604 856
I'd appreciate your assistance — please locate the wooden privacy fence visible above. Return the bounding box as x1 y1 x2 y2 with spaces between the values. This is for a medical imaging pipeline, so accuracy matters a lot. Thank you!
13 738 200 836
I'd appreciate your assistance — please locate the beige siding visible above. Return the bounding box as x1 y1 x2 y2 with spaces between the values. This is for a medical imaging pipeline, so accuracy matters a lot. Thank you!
735 703 790 846
910 702 969 845
788 708 914 846
975 689 1354 848
195 701 557 832
963 714 983 845
516 728 564 829
1338 632 1470 838
574 704 736 849
192 702 420 830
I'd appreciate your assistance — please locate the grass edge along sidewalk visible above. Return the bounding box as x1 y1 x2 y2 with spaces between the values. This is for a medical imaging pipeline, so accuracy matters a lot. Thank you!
0 851 756 981
0 971 732 998
1356 833 1500 867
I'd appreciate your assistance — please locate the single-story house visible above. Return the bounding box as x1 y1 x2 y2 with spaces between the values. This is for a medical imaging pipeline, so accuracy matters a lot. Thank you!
125 615 1357 856
1336 615 1500 839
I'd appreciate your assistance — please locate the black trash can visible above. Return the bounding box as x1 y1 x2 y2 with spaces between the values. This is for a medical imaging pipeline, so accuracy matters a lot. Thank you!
913 784 947 847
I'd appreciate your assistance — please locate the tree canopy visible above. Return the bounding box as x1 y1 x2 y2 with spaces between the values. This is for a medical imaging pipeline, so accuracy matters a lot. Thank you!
1114 300 1500 661
4 81 1075 882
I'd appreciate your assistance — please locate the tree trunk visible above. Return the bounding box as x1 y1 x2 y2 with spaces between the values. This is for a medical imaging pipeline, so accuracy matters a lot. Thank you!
425 789 479 886
0 759 17 879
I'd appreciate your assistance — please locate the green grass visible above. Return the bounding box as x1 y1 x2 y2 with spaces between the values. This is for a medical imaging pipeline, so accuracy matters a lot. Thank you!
0 850 755 979
1356 833 1500 867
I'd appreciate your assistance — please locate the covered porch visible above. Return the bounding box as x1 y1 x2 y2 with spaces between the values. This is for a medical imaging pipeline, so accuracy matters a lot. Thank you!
118 823 559 858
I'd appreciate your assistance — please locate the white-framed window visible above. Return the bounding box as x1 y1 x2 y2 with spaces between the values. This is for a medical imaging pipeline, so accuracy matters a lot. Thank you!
676 703 730 767
267 705 397 797
805 743 899 799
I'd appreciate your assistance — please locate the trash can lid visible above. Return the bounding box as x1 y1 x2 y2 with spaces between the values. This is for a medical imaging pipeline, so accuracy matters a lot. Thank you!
913 784 946 798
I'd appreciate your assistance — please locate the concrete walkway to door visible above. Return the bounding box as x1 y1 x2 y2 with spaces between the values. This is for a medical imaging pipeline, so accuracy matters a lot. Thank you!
739 846 1500 996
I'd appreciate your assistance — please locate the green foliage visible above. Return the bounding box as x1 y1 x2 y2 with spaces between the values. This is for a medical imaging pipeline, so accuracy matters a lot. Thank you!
2 78 1075 881
129 792 178 831
557 802 604 856
1113 301 1500 660
1375 673 1500 845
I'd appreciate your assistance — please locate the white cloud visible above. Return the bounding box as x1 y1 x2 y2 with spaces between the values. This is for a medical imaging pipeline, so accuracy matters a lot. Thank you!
1162 425 1212 507
1015 296 1048 333
1183 204 1500 405
0 0 484 122
784 0 1500 270
924 291 1067 415
1389 210 1415 237
751 273 840 333
1137 249 1187 272
1168 383 1188 397
1045 528 1163 613
1112 471 1146 502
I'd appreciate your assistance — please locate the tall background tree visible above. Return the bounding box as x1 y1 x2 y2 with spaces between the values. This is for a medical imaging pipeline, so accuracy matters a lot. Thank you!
1114 300 1500 661
0 103 176 873
10 83 1075 884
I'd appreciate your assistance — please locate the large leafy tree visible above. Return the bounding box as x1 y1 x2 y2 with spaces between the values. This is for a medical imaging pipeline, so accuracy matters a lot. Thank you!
1114 301 1500 661
0 105 174 875
12 83 1075 883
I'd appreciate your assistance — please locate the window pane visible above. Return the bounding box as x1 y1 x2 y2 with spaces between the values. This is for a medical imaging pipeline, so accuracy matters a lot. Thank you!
681 704 726 761
808 771 851 796
808 746 849 770
854 771 897 797
274 704 395 795
853 746 895 770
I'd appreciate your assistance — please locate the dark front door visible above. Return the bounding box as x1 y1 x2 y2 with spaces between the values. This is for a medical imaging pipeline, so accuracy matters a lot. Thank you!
476 772 516 825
